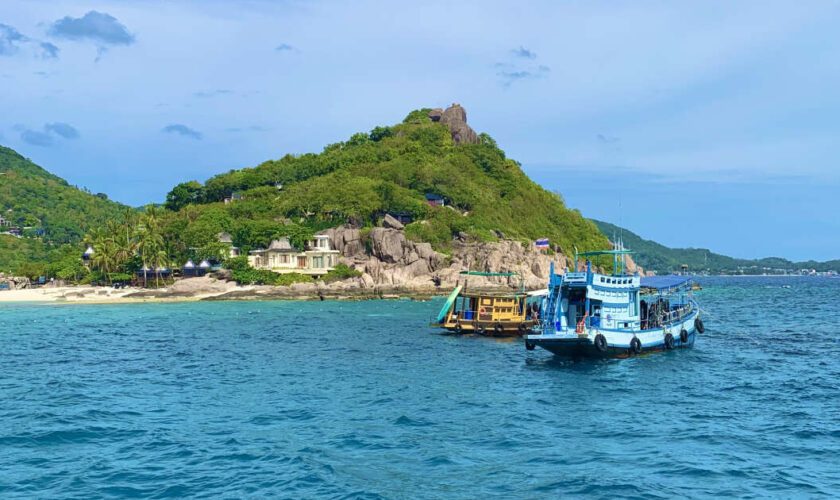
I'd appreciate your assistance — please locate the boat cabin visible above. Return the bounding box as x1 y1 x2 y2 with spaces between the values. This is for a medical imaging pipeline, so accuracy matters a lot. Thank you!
543 252 694 335
432 271 538 336
452 293 528 324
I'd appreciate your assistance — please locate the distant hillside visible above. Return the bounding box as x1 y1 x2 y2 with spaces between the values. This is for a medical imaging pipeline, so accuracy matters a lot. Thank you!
593 219 839 274
0 146 127 242
155 105 609 261
0 145 128 271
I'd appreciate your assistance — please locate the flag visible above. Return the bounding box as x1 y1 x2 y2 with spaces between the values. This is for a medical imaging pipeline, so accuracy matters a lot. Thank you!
535 238 549 249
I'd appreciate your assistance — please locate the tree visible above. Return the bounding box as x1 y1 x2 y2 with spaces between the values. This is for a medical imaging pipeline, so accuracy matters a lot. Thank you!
165 181 204 211
137 205 166 286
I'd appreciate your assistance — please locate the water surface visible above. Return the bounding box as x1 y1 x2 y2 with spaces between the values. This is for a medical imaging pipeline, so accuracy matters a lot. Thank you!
1 276 838 498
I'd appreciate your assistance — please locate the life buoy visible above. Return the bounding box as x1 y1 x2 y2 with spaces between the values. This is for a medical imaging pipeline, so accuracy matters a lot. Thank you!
630 336 642 354
594 334 608 352
525 341 536 351
479 307 487 315
694 318 705 334
664 333 675 350
680 329 689 343
518 322 529 335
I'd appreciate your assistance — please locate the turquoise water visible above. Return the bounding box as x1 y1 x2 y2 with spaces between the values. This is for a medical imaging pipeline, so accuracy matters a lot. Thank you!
1 276 838 498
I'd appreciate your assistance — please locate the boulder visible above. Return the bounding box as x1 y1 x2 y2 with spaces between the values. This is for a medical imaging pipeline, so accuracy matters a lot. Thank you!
382 213 405 230
369 228 406 264
326 226 365 257
439 103 479 144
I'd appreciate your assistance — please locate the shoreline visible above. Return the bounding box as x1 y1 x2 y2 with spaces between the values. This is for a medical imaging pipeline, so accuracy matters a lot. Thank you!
0 279 475 305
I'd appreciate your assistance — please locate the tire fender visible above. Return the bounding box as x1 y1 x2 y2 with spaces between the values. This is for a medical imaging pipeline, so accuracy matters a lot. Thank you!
594 333 608 352
630 336 642 354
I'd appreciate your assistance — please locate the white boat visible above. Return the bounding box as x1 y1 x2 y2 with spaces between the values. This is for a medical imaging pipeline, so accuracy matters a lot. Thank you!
525 248 705 358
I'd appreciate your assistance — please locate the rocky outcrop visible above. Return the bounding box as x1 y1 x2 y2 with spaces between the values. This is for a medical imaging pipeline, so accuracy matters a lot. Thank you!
326 223 572 291
382 213 404 230
323 226 365 256
429 103 479 145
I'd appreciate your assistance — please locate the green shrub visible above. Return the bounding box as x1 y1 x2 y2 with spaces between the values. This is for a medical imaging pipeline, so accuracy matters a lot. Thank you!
322 263 362 283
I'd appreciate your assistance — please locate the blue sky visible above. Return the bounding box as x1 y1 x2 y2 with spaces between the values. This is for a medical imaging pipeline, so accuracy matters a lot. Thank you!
2 1 839 261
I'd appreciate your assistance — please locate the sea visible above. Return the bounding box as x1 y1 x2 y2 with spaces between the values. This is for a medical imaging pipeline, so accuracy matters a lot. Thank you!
1 276 838 498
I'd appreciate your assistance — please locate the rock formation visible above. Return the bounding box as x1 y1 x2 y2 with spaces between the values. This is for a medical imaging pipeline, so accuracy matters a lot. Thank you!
325 223 572 291
428 103 479 144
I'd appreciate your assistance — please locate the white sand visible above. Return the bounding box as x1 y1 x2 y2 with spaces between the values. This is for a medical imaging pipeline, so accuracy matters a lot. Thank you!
0 277 246 304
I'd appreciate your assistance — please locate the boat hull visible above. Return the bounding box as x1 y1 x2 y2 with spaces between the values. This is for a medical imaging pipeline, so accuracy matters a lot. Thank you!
526 313 700 359
431 319 536 337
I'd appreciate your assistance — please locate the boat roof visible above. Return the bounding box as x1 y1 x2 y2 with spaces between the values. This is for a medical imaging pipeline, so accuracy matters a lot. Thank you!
459 271 518 277
640 275 691 290
460 290 527 299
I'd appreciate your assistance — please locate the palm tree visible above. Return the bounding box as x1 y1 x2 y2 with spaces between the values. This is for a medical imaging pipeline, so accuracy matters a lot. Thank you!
91 236 117 284
137 206 166 287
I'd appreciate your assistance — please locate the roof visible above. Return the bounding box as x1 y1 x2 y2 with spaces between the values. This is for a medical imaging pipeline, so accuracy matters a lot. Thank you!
640 275 691 291
217 232 233 243
578 249 633 257
459 271 518 277
425 193 445 200
267 237 295 251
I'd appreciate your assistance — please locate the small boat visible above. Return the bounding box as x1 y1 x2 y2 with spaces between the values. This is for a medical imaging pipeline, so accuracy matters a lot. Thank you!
525 248 705 358
431 271 539 336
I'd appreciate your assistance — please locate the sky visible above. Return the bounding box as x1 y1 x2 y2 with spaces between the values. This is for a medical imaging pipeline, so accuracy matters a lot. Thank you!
2 0 839 261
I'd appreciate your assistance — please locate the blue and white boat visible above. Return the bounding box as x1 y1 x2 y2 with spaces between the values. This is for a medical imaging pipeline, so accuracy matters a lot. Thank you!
525 248 705 358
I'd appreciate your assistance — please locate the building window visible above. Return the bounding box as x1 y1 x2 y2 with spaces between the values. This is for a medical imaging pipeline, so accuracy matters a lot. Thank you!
313 256 324 268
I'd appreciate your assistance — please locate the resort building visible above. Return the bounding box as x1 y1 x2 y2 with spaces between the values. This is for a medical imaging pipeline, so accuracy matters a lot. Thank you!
0 215 11 227
247 234 339 276
217 232 240 258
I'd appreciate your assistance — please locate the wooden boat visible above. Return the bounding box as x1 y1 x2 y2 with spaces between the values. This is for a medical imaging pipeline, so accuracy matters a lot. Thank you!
431 271 538 336
525 248 706 358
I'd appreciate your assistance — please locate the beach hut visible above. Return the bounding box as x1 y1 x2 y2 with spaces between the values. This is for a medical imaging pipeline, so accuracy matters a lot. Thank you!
198 260 210 276
183 259 196 277
82 246 94 261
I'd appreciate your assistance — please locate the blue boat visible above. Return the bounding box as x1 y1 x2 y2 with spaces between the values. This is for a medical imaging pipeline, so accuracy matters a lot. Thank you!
525 248 705 358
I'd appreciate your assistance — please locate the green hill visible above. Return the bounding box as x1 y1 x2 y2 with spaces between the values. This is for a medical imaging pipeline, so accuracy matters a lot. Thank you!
156 108 609 260
0 145 128 272
593 219 840 274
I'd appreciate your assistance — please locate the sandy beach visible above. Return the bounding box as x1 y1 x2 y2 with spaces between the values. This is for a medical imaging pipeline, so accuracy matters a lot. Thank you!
0 276 464 305
0 277 247 304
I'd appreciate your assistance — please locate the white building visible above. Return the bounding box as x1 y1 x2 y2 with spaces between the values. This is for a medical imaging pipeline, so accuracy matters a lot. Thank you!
248 234 339 276
217 232 240 258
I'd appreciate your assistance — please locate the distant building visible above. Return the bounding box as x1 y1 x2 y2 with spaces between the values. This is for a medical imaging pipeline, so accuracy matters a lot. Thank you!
425 193 446 207
217 232 240 258
248 234 339 277
223 192 244 205
0 215 11 227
